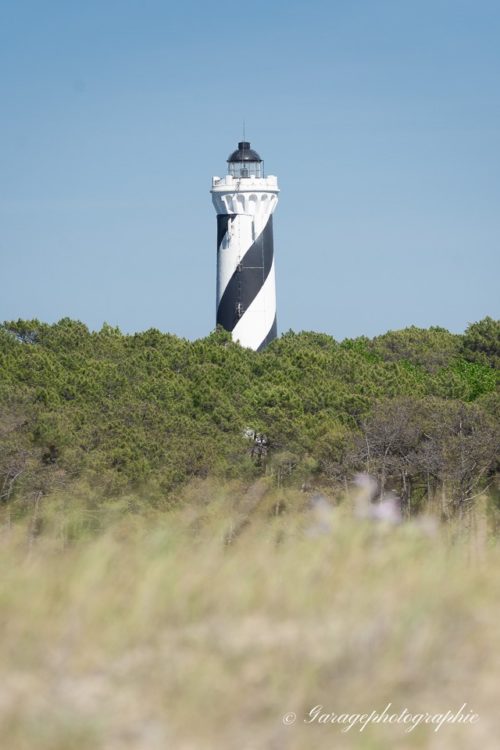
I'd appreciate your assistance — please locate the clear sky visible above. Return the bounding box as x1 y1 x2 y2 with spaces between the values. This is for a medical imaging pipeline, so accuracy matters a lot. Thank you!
1 0 499 341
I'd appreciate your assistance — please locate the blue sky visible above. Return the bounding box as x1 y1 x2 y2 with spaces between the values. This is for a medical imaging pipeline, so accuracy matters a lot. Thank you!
1 0 499 340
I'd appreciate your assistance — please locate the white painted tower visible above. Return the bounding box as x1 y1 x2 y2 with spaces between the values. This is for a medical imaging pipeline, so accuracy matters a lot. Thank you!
211 141 279 350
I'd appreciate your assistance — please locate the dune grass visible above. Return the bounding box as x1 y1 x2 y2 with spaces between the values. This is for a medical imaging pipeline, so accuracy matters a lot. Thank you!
1 479 499 749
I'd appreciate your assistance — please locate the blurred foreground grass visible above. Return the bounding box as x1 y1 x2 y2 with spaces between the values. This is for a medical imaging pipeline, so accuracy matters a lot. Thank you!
1 479 499 749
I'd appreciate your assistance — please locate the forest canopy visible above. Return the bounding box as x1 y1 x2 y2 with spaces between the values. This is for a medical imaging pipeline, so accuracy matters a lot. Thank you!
0 317 498 515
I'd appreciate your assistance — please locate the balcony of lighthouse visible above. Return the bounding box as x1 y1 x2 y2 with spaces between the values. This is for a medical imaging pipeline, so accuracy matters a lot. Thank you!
211 174 278 189
211 176 279 217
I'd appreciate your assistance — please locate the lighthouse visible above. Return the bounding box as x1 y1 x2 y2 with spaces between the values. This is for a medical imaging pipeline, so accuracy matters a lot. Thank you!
211 141 279 350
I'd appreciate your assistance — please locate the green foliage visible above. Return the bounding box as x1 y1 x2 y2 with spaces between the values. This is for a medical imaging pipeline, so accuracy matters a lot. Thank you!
461 316 500 369
368 325 461 371
0 317 498 511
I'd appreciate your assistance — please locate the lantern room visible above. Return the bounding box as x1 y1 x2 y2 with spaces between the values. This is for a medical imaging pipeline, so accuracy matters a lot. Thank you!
227 141 263 178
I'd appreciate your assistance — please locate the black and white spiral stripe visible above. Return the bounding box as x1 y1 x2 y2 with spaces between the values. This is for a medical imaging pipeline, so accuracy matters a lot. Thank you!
216 212 277 351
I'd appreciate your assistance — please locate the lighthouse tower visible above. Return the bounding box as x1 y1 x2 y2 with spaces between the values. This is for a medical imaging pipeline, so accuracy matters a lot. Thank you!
211 141 279 350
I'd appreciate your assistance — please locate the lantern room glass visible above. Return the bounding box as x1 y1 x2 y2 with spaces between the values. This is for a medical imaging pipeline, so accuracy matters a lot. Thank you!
228 161 263 178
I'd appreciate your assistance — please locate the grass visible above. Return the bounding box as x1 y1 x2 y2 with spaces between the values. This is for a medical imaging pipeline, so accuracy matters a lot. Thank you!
1 478 499 749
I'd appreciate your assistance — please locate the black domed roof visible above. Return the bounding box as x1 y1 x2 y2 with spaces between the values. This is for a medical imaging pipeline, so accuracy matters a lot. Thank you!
227 141 262 163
